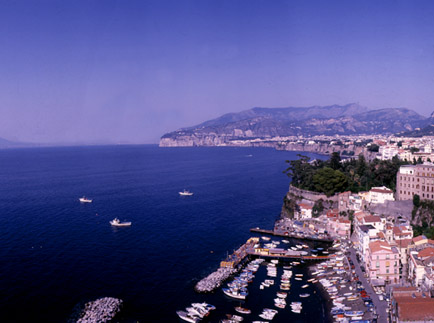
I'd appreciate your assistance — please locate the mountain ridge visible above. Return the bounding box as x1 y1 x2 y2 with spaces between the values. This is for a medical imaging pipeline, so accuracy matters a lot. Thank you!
160 104 432 147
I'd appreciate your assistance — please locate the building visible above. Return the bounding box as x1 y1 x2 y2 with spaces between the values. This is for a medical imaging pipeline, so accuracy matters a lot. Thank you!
366 240 400 284
367 186 395 204
391 286 434 323
408 247 434 286
396 162 434 201
297 203 313 219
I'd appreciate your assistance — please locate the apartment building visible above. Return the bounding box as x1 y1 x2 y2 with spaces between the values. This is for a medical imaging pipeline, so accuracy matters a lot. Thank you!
396 163 434 200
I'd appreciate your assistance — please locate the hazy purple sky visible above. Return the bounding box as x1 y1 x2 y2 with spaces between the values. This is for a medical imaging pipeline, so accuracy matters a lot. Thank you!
1 0 434 144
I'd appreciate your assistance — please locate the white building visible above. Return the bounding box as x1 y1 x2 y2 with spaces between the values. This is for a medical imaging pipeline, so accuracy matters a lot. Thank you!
367 186 394 204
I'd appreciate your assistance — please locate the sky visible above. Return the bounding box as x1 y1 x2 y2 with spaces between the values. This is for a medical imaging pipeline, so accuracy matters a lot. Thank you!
1 0 434 144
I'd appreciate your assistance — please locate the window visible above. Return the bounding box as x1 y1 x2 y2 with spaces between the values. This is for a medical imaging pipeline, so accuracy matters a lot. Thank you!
376 261 380 268
386 261 390 267
386 269 389 274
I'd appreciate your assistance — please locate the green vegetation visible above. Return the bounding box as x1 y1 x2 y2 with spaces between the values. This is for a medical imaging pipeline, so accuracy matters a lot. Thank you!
367 144 380 152
411 199 434 239
413 225 434 240
284 153 408 197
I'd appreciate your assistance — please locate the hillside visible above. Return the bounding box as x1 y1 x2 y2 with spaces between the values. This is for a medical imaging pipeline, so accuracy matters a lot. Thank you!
160 104 428 147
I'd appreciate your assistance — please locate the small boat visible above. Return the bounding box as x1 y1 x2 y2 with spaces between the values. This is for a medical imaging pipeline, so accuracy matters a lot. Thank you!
223 288 247 300
226 314 244 321
301 284 309 288
261 236 271 241
176 310 200 323
344 310 364 317
300 293 310 298
235 307 251 314
110 218 132 227
276 291 287 298
79 196 92 203
179 190 193 196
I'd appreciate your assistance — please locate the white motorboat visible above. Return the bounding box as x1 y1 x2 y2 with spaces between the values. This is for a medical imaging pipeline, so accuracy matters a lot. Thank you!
179 190 194 196
79 196 92 203
110 218 132 227
176 310 200 323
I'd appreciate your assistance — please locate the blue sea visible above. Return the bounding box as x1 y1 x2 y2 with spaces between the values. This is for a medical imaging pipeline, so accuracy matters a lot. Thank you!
0 145 331 322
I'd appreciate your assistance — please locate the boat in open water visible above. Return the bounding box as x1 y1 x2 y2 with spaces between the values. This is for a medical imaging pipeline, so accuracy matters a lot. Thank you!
110 218 132 227
179 189 194 196
79 196 92 203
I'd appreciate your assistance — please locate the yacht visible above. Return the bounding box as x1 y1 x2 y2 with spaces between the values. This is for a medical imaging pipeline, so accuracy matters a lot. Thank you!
79 196 92 203
110 218 132 227
179 190 194 196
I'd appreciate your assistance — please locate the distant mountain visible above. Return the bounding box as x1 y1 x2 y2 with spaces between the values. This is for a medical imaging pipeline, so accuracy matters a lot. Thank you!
160 104 428 147
397 112 434 137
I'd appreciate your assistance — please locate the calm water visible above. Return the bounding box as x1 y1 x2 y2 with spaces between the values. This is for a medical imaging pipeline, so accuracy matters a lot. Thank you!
0 145 330 322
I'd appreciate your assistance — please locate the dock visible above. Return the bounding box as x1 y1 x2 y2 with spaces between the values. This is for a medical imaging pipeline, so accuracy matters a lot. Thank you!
247 249 332 261
250 227 334 243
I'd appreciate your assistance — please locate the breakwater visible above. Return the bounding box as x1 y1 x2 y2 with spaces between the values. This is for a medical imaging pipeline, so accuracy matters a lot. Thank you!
195 267 237 292
68 297 123 323
195 237 259 293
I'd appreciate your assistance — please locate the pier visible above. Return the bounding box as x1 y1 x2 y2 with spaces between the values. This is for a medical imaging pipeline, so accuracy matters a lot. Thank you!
246 249 332 261
195 237 259 293
250 227 334 243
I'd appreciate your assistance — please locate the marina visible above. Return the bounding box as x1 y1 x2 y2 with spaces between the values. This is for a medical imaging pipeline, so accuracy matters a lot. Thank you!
250 227 334 243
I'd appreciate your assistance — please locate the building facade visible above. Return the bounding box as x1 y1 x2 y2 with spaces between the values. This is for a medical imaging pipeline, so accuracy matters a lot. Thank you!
396 163 434 201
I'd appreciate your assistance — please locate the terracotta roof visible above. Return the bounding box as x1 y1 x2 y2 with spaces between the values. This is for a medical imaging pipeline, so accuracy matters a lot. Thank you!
396 239 413 249
369 240 393 253
298 203 312 209
396 297 434 321
413 235 427 243
418 247 434 259
370 188 393 194
364 215 382 223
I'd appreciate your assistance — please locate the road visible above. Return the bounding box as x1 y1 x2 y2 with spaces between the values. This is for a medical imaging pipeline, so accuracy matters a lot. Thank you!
349 247 388 323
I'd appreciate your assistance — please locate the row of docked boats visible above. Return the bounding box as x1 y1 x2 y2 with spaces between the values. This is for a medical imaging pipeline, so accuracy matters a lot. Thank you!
177 303 216 323
311 242 368 322
223 258 264 300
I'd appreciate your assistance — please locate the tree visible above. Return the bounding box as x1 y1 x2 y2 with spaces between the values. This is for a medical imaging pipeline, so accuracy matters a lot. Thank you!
329 152 341 170
413 194 420 208
367 144 379 152
313 167 348 196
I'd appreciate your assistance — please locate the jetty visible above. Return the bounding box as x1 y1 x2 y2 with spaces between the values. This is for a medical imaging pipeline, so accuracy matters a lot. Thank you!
195 237 259 293
68 297 122 323
250 227 334 243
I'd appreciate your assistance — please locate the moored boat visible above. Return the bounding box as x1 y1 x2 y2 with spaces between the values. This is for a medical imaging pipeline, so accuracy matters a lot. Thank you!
235 306 251 314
